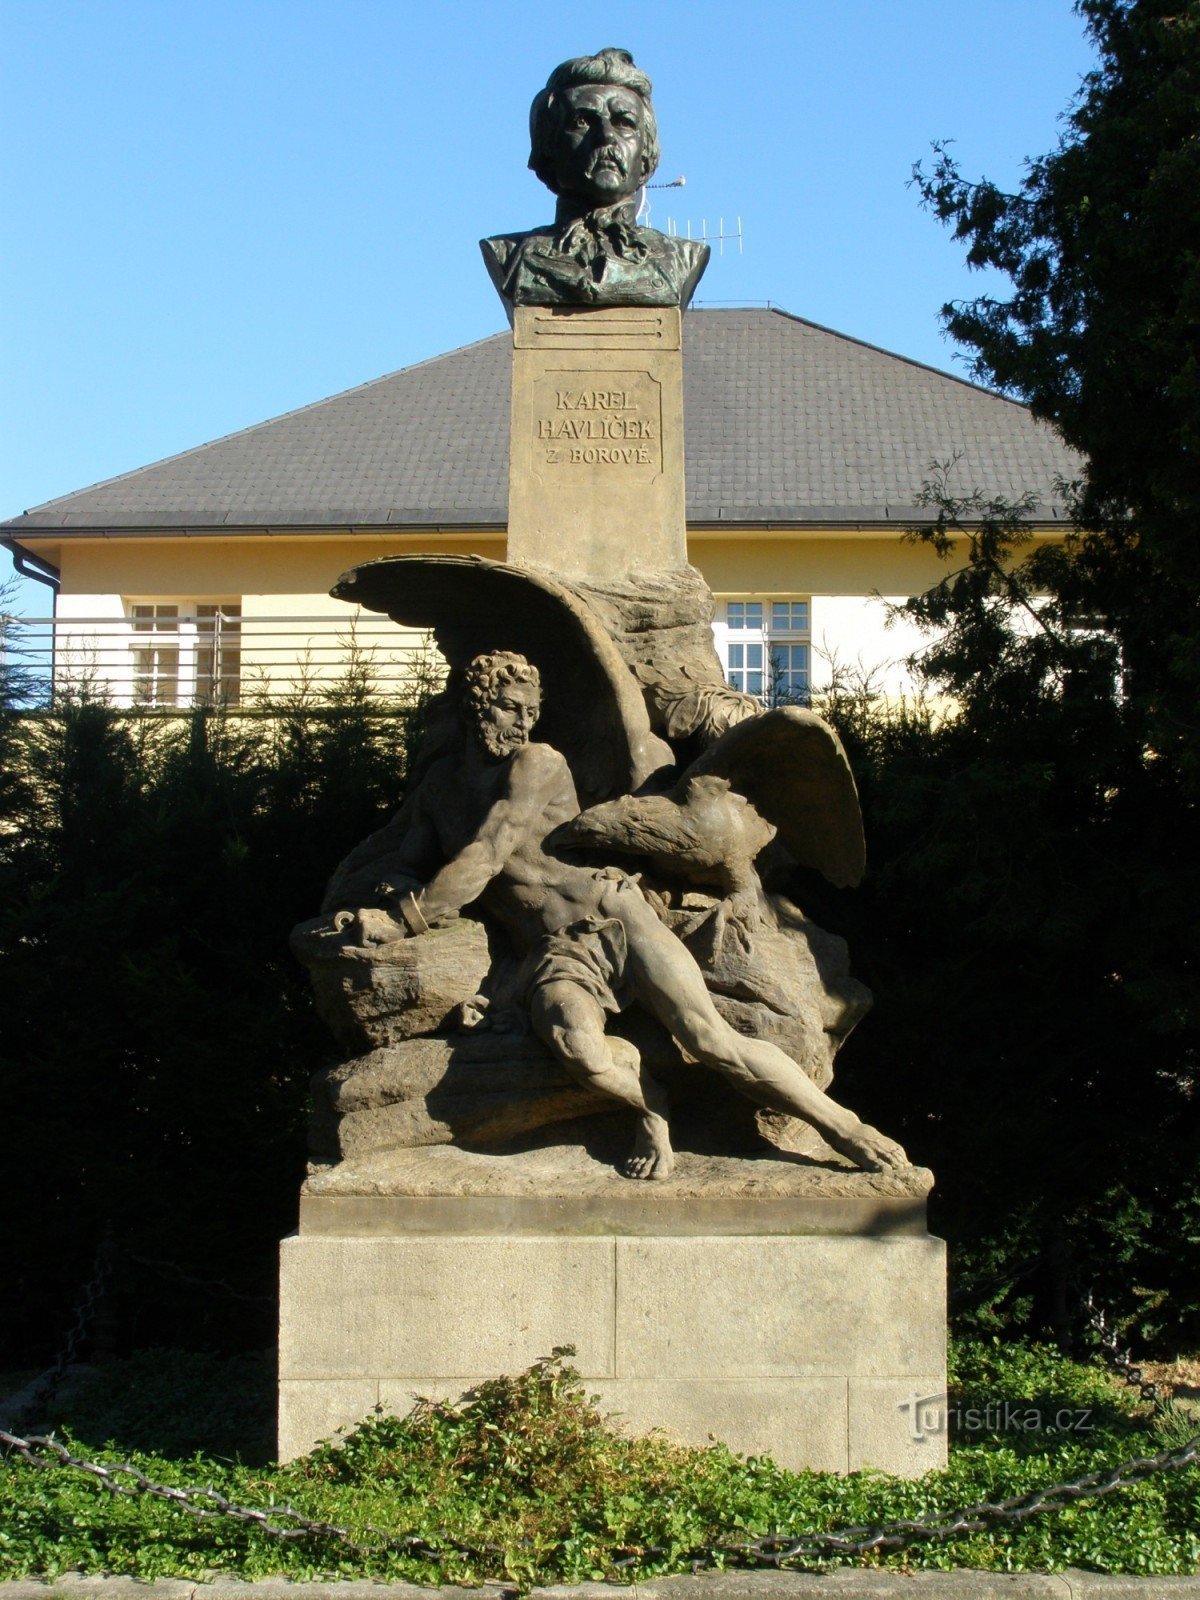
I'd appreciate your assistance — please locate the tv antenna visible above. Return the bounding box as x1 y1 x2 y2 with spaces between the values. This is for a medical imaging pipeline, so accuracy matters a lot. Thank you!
636 175 686 228
664 213 744 257
636 177 745 257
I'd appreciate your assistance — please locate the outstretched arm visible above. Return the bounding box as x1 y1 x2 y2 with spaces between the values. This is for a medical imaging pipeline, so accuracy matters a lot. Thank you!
321 787 441 914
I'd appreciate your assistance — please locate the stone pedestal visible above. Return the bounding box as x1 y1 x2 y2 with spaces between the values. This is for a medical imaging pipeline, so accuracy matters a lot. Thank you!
505 305 688 578
278 1147 947 1476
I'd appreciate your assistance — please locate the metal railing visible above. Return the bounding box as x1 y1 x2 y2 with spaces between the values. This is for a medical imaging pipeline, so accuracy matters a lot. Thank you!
0 612 442 710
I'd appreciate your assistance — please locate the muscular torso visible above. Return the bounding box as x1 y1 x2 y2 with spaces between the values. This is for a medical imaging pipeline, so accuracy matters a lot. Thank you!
417 741 612 949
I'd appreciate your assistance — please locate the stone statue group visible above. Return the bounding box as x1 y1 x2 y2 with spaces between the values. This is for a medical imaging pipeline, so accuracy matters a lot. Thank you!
291 49 909 1183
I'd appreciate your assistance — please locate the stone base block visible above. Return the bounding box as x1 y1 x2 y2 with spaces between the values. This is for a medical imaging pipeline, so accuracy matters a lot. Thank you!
279 1152 946 1475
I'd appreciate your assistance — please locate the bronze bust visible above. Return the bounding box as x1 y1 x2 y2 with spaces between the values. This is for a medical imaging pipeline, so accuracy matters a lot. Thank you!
481 48 710 312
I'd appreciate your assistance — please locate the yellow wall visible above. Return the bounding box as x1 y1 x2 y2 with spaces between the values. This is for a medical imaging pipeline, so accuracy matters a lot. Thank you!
37 534 508 704
47 532 505 599
689 532 955 596
36 524 1062 603
22 523 1063 704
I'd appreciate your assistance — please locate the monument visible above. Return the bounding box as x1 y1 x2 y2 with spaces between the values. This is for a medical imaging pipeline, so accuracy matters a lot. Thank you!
280 48 947 1475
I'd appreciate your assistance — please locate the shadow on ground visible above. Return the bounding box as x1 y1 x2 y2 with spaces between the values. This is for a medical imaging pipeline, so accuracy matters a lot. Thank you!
40 1349 277 1464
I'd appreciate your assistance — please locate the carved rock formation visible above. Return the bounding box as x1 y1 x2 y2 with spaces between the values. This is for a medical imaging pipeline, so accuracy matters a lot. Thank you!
310 1033 615 1162
564 565 759 745
291 915 491 1055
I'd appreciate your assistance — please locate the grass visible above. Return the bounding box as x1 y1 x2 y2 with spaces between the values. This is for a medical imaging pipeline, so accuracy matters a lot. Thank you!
1 1341 1197 1586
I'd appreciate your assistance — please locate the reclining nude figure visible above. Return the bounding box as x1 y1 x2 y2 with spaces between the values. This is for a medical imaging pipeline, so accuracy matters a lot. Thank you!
353 651 908 1181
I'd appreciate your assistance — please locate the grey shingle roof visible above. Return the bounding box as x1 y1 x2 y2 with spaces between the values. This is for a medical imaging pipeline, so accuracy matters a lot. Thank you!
2 308 1079 535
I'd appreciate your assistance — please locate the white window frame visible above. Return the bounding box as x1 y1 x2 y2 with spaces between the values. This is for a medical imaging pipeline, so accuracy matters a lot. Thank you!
713 596 812 707
126 600 242 707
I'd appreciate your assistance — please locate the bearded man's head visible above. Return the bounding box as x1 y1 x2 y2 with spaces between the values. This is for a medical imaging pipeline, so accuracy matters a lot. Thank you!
463 651 543 760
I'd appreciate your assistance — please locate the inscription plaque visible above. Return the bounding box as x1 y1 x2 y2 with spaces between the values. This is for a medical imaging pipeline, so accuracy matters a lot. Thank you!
532 371 662 476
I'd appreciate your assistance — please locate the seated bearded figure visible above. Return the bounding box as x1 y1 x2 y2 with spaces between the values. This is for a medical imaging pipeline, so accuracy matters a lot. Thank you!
351 650 907 1182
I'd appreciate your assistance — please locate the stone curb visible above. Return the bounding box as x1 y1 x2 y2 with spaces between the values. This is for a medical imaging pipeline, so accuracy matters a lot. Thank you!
3 1573 1199 1598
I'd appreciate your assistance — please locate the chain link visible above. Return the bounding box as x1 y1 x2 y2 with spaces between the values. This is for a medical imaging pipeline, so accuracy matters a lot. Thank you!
1081 1289 1166 1409
2 1233 269 1428
2 1419 1197 1572
124 1250 274 1308
1 1233 114 1426
703 1433 1200 1566
0 1427 487 1564
947 1251 1045 1310
4 1258 1197 1575
49 1234 114 1383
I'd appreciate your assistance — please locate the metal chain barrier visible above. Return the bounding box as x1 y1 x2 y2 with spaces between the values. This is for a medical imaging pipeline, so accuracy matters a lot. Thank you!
124 1249 274 1308
704 1433 1200 1566
2 1263 1197 1575
44 1235 114 1384
2 1419 1197 1572
1081 1288 1167 1410
1 1232 271 1429
947 1250 1045 1310
0 1232 115 1426
0 1427 485 1564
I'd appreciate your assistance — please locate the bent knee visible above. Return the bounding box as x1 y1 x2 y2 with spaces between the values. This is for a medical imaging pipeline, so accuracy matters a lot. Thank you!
542 1019 607 1070
530 982 591 1032
546 1021 586 1054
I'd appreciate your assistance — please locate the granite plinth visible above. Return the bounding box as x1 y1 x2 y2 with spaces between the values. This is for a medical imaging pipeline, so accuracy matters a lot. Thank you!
279 1146 946 1475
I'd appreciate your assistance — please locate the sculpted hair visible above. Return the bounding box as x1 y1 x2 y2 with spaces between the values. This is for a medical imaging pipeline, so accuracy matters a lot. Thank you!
463 651 542 719
528 47 660 193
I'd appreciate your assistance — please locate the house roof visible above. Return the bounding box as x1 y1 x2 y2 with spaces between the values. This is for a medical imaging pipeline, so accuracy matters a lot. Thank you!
2 307 1080 537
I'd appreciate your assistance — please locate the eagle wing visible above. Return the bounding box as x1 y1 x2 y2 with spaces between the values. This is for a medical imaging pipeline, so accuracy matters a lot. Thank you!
678 706 866 887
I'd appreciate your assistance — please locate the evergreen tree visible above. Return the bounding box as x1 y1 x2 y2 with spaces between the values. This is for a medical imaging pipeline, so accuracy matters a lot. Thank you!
833 0 1200 1345
0 682 418 1367
913 0 1200 786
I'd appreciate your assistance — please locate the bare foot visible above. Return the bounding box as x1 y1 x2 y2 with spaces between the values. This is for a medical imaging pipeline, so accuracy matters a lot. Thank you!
826 1121 909 1172
622 1111 675 1181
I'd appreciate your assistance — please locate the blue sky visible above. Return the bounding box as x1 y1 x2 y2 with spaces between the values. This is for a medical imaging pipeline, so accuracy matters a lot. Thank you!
2 0 1097 607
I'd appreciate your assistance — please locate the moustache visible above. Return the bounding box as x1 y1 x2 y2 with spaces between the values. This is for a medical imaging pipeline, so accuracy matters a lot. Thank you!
586 145 628 178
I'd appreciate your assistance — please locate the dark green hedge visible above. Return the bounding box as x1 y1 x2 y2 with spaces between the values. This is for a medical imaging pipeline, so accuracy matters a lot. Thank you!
0 680 419 1366
1 656 1196 1367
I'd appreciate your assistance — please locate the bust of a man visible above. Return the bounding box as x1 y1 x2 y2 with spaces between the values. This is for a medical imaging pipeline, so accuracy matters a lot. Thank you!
480 48 709 312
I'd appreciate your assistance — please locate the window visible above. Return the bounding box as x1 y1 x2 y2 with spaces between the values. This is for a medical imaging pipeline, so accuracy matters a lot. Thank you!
196 604 242 706
726 601 763 632
717 597 811 706
129 602 241 707
770 642 810 702
770 600 809 633
131 604 180 705
725 601 765 697
767 600 810 704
